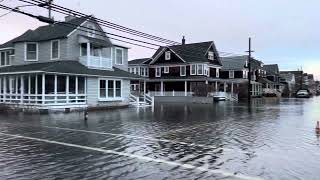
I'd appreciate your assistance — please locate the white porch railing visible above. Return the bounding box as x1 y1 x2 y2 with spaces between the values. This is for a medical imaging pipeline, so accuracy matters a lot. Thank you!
79 56 112 69
129 93 154 107
0 93 87 107
147 91 194 97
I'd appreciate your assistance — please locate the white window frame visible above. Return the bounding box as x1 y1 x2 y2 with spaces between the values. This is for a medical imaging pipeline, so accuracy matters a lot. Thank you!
165 51 171 60
87 24 96 38
204 65 209 76
51 40 60 60
243 70 248 78
98 78 123 101
115 47 124 65
155 67 161 77
208 51 214 60
164 66 169 73
25 42 38 61
190 64 196 75
180 66 186 76
0 51 10 67
229 70 235 79
197 64 204 75
216 68 220 77
145 67 149 77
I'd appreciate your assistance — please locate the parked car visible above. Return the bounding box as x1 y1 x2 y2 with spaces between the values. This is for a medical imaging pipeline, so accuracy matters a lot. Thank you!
296 90 310 98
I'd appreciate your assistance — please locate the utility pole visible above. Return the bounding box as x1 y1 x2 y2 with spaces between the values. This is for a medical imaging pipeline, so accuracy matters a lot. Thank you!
246 37 254 103
48 0 53 19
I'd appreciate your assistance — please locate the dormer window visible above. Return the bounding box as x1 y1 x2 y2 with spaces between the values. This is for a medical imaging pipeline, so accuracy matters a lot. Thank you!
165 51 171 60
208 51 214 60
87 24 95 37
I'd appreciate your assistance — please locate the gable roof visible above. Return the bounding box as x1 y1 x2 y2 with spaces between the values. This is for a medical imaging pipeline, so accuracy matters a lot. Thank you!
0 61 142 79
129 58 152 65
150 41 222 65
220 56 247 70
0 16 89 48
263 64 279 75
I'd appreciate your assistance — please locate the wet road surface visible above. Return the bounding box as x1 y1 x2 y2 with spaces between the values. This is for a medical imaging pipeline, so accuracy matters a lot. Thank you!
0 97 320 180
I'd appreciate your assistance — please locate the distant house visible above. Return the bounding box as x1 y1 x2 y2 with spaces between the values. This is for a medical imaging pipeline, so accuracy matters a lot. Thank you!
0 15 142 111
303 73 316 95
280 72 296 97
280 70 303 94
261 64 284 97
220 55 263 98
129 39 230 98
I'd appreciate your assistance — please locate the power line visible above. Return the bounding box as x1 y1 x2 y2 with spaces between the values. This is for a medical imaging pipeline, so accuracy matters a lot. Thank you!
0 4 158 50
17 0 180 45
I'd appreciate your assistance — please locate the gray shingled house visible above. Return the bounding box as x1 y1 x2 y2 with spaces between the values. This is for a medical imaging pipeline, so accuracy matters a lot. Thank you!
0 15 143 111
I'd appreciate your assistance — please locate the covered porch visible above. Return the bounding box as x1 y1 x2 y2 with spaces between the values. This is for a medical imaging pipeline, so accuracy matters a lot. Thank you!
0 73 87 109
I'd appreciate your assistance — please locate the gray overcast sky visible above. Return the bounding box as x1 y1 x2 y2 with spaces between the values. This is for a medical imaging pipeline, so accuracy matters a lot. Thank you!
0 0 319 79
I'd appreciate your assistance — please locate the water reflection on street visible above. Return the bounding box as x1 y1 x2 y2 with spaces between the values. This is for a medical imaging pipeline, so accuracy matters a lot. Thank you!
0 97 319 180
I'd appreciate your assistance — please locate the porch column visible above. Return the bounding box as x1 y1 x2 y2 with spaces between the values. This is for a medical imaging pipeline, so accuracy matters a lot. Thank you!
54 74 57 104
184 81 187 96
87 42 91 66
160 81 164 96
20 75 24 104
143 80 146 94
3 76 6 102
224 82 227 92
231 82 234 94
42 74 45 105
66 75 69 104
35 75 38 95
9 76 12 102
75 76 78 94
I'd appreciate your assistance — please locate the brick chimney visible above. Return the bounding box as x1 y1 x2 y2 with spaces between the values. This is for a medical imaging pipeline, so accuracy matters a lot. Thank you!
182 36 186 45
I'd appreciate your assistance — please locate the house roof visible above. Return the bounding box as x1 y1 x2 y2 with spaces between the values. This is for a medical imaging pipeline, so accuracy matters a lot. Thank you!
128 58 152 65
263 64 279 75
151 41 222 65
220 56 247 70
0 16 89 48
0 61 143 79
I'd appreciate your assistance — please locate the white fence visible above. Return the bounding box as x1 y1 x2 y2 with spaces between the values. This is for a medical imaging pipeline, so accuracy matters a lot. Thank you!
147 91 194 97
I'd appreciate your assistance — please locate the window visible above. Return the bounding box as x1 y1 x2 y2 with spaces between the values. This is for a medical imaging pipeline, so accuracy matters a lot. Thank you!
180 66 186 76
190 64 196 75
197 64 203 75
204 65 209 76
78 77 85 94
165 51 171 60
80 43 87 56
25 43 38 61
108 80 114 97
0 52 5 66
99 79 122 99
135 67 139 75
156 67 161 77
87 24 95 37
51 40 60 60
99 80 106 98
216 68 220 77
115 81 121 97
229 70 234 78
141 67 145 76
243 70 248 78
115 48 124 65
208 51 214 60
164 66 169 73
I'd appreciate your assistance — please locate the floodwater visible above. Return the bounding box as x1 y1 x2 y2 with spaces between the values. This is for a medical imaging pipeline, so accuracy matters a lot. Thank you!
0 97 320 180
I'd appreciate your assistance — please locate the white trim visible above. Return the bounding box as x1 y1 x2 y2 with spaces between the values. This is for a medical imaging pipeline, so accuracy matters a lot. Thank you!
150 47 185 64
115 47 124 65
50 40 60 60
164 66 169 73
216 68 220 78
67 19 89 37
197 64 204 75
24 42 38 62
165 51 171 60
180 66 186 76
190 64 196 75
98 78 123 101
155 67 161 77
0 47 13 51
229 70 235 79
204 41 215 55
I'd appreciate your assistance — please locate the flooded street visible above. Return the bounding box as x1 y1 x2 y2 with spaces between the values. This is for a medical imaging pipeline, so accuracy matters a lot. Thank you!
0 97 320 180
